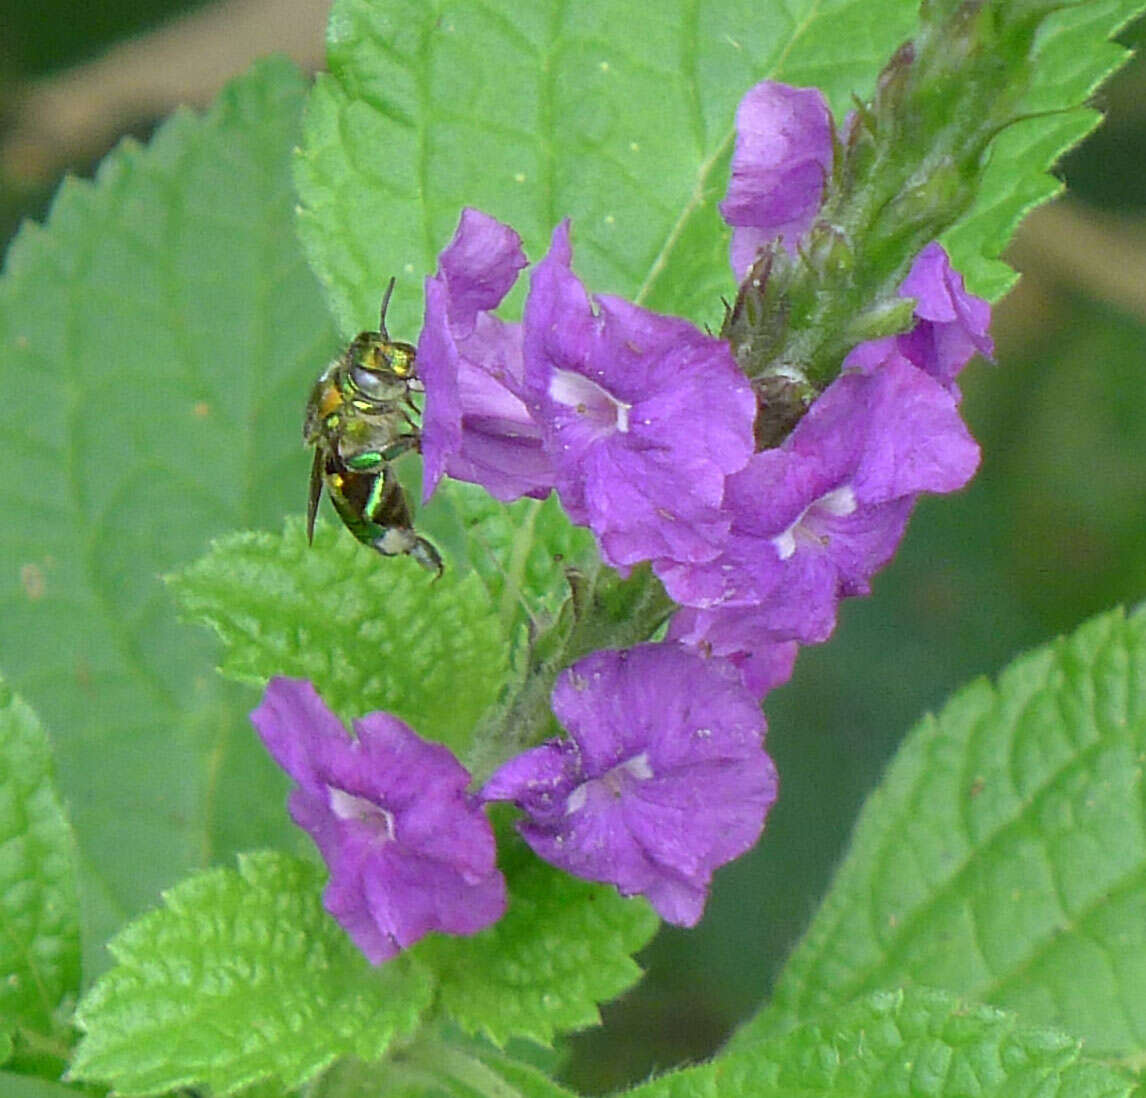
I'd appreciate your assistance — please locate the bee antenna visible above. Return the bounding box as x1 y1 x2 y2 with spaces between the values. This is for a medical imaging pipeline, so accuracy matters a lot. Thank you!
378 277 398 338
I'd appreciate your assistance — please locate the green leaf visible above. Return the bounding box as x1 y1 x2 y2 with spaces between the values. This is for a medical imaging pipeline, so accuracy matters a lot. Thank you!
0 680 79 1048
942 1 1146 299
296 0 1143 346
419 482 598 637
168 516 510 757
0 1075 88 1098
69 851 434 1097
419 833 659 1047
325 1036 581 1098
744 607 1146 1061
0 59 337 958
630 987 1137 1098
295 0 921 339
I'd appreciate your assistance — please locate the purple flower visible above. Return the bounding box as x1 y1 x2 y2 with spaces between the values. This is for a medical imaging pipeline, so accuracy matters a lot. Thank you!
844 241 994 391
719 82 833 277
481 645 778 927
523 222 757 568
250 677 506 964
419 208 556 503
656 351 980 643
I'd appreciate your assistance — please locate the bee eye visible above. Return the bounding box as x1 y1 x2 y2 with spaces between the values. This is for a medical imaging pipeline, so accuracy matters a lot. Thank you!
350 364 390 397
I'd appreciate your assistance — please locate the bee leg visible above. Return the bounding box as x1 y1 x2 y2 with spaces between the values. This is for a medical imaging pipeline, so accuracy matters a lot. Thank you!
368 526 444 577
410 537 444 578
377 433 420 461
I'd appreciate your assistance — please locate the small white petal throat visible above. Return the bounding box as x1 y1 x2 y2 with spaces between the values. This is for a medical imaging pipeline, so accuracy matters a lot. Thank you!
549 368 632 433
817 485 857 517
771 485 858 560
566 751 654 815
328 787 396 841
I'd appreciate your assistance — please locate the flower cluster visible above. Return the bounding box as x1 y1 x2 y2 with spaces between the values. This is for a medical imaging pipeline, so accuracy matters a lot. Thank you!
251 644 774 954
419 80 989 697
257 79 993 963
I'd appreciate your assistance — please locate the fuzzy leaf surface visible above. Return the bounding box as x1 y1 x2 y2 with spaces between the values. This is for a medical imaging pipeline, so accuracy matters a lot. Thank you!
0 682 79 1044
297 0 1145 349
334 1039 581 1098
420 483 598 638
168 517 509 757
419 834 659 1047
631 987 1138 1098
69 851 433 1096
941 0 1146 298
0 59 337 956
0 1078 86 1098
295 0 920 338
747 608 1146 1060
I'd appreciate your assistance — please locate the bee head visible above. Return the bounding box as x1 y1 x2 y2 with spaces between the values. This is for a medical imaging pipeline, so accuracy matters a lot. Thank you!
345 334 417 401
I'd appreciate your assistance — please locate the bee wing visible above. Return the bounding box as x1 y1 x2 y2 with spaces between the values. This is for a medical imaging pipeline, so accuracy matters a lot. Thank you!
306 447 325 544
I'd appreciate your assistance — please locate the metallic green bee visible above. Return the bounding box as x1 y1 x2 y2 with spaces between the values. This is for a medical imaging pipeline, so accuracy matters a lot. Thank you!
304 280 443 575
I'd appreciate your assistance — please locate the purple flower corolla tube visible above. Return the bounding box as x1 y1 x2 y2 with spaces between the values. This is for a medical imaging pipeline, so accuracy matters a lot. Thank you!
523 222 757 568
418 208 556 503
657 351 981 642
844 242 994 392
481 645 778 927
250 677 506 964
719 82 833 277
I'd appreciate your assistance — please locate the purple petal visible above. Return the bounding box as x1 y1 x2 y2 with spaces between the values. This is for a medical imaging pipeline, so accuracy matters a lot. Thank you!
436 207 528 334
481 740 579 827
524 224 756 567
653 447 842 610
249 678 506 963
844 243 993 389
250 677 347 792
490 645 777 926
418 210 555 502
419 277 464 497
668 606 799 699
719 82 834 276
845 353 981 501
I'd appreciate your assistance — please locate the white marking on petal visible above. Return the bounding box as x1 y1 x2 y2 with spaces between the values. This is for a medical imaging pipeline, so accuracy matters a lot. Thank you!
622 752 654 780
548 368 631 433
549 369 595 408
772 527 797 560
328 787 396 841
567 784 588 814
817 485 857 517
564 752 654 816
772 483 856 559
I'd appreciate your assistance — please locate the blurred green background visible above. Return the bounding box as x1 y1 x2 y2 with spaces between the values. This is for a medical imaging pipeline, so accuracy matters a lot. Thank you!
2 2 1144 1092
